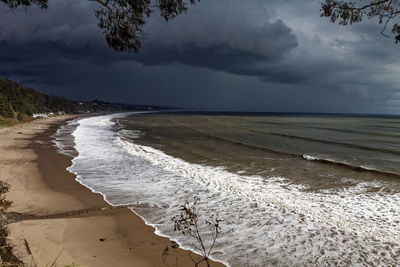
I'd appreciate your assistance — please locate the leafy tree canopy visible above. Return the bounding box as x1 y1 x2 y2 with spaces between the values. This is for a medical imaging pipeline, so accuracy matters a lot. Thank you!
0 0 198 52
321 0 400 43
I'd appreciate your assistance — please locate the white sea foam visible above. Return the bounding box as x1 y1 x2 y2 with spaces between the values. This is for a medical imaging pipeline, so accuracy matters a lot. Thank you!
66 114 400 266
52 119 79 157
302 154 317 161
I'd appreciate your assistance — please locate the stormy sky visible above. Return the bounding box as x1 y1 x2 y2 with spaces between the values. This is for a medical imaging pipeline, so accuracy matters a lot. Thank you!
1 0 400 113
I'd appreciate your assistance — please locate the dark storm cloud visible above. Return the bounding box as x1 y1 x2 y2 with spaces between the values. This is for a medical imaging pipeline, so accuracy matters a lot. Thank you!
134 0 300 81
0 0 299 83
0 0 400 113
136 19 298 66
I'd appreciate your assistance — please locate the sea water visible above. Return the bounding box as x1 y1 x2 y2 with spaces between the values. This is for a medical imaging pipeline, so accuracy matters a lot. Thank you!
55 112 400 266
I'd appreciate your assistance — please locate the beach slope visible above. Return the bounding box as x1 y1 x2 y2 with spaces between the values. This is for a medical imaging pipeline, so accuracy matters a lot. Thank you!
0 116 224 267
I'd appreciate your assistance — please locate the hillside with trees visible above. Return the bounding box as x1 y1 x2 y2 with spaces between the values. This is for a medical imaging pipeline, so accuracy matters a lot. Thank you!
0 78 171 126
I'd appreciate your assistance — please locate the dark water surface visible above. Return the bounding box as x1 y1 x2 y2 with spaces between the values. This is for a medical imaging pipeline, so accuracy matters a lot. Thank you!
120 113 400 192
62 113 400 266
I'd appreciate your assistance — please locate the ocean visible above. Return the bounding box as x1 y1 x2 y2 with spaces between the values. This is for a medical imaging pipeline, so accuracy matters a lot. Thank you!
54 112 400 266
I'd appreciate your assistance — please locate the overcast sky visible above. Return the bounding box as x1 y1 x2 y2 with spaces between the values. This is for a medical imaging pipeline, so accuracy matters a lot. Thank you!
1 0 400 114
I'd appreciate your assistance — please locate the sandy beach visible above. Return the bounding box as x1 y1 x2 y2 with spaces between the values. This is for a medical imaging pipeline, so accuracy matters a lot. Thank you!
0 116 224 267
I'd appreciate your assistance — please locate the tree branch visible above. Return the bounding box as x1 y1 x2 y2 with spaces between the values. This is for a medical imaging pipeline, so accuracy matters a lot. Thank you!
351 0 391 11
88 0 124 28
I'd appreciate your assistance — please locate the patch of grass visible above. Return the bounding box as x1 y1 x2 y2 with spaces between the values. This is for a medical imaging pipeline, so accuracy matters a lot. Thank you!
0 115 14 127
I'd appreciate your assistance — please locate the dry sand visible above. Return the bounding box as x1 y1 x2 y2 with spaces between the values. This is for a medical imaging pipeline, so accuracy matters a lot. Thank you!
0 116 225 267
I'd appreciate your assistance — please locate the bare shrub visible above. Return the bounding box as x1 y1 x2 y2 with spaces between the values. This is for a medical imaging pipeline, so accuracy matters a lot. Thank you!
171 197 221 267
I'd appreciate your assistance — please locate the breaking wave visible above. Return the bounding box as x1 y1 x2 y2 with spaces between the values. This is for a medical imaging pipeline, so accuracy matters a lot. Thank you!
302 154 400 177
63 114 400 266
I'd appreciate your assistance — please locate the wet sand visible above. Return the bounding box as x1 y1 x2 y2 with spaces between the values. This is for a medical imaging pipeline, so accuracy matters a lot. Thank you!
0 116 224 266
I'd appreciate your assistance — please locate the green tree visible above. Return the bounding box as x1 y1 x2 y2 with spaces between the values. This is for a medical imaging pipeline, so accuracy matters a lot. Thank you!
0 0 198 52
321 0 400 43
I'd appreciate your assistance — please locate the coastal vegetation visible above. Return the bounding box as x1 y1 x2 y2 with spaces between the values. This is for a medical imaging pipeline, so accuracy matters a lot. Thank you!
0 78 173 127
0 78 75 126
0 181 22 266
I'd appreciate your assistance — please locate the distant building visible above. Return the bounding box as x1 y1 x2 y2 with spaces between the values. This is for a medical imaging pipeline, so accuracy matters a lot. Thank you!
32 113 50 119
32 111 64 119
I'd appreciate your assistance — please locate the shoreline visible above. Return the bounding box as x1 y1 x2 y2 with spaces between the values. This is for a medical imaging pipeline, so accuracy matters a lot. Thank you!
1 116 224 266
